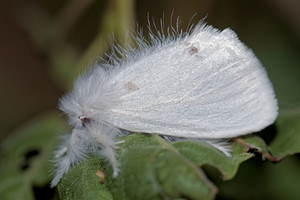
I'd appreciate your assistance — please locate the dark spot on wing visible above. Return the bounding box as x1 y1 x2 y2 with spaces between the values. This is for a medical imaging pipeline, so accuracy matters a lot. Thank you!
124 82 139 91
184 42 191 46
184 42 199 56
189 45 198 55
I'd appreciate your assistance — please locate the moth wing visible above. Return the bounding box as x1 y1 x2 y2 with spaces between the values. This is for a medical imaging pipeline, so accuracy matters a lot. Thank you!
105 27 278 139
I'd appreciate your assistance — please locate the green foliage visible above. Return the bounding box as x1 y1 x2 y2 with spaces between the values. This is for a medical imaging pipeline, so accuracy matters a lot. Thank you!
58 158 113 200
56 119 300 200
1 0 300 200
1 109 300 199
0 112 67 200
270 110 300 158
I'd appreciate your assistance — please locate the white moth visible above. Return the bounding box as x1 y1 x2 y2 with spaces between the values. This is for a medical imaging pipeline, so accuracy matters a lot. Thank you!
51 20 278 187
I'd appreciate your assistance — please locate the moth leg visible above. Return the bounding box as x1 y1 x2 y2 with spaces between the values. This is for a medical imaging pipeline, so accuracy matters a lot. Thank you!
54 146 68 158
102 144 119 177
111 140 125 149
114 140 125 145
88 126 120 177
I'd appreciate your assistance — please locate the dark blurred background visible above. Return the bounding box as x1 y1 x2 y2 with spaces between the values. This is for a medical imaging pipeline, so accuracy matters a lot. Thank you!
1 0 300 199
1 0 300 139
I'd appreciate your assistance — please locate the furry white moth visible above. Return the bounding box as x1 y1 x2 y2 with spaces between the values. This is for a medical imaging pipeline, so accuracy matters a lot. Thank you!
51 20 278 187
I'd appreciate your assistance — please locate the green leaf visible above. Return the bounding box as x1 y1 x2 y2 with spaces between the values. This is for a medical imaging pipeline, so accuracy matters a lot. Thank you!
58 134 257 199
174 139 252 180
0 111 67 200
269 109 300 158
58 157 113 200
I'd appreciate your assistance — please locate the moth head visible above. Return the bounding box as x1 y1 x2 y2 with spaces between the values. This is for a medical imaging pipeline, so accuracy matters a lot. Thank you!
59 93 94 128
58 67 111 129
78 116 91 128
